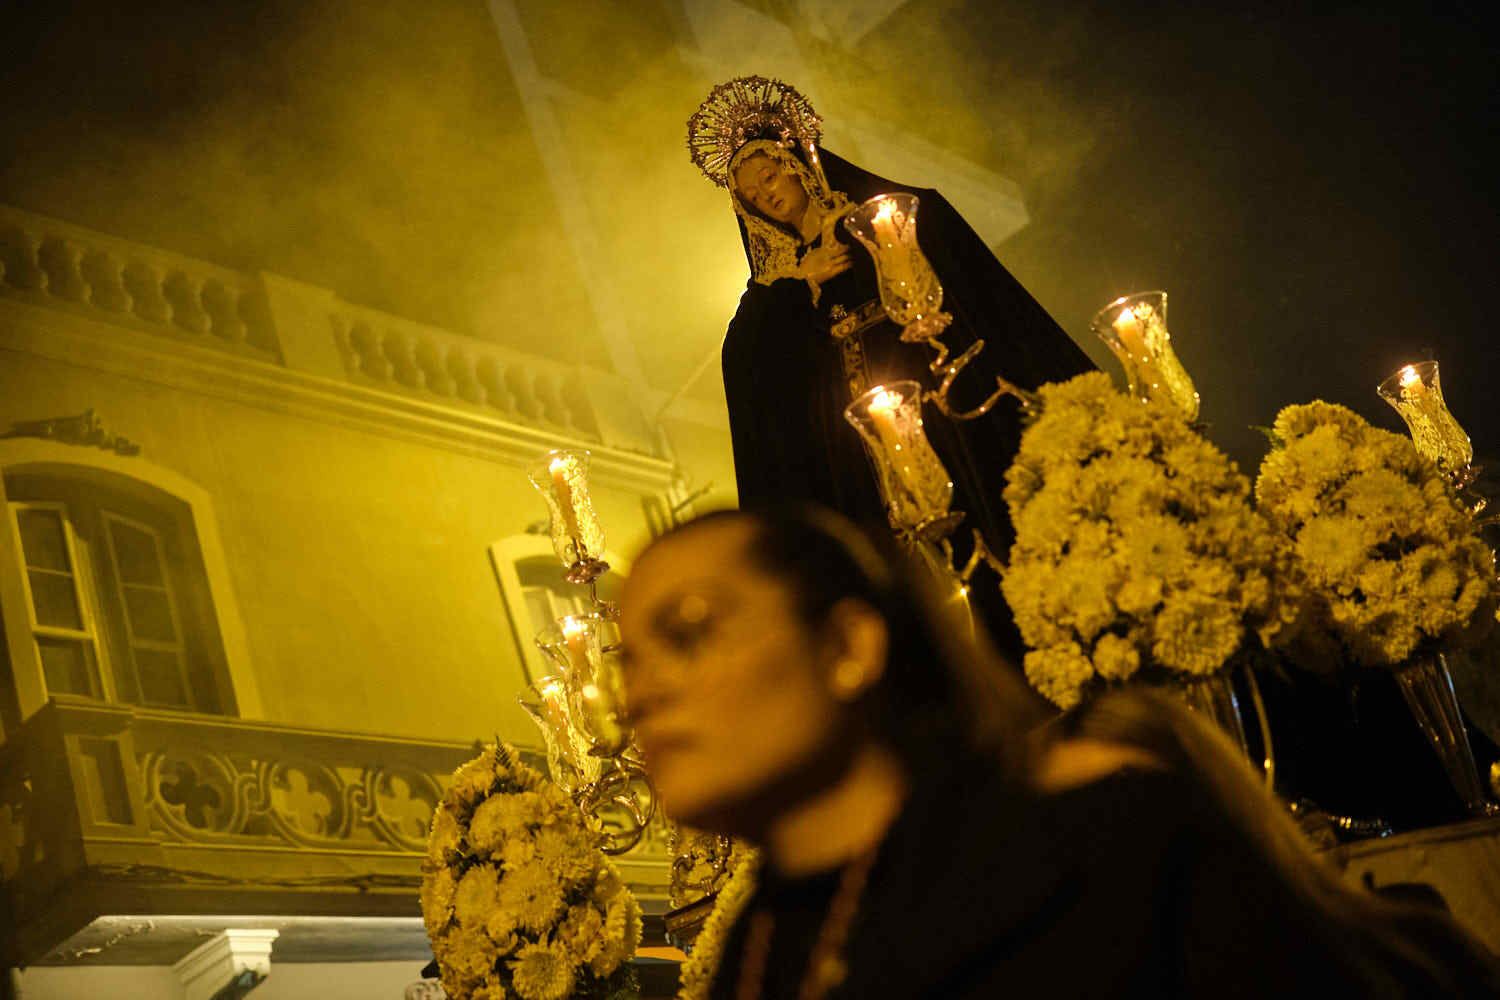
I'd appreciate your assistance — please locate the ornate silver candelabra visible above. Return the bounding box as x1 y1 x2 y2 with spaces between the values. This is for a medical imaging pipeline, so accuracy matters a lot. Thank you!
522 449 656 854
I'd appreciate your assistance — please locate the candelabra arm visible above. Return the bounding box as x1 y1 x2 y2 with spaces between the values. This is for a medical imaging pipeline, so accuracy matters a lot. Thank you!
580 758 657 856
958 528 1006 584
924 339 1037 420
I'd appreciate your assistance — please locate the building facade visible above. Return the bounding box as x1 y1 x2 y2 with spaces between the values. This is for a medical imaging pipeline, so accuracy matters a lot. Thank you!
0 202 729 997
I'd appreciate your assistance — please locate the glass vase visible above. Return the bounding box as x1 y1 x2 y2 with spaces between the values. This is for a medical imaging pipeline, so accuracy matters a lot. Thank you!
527 449 608 583
1135 664 1276 788
842 193 952 342
1138 670 1251 760
1377 362 1474 481
1091 291 1200 423
1392 652 1499 816
844 381 962 541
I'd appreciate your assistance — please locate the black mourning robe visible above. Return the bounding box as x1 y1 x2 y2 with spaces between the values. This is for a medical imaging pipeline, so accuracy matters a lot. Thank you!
720 150 1095 660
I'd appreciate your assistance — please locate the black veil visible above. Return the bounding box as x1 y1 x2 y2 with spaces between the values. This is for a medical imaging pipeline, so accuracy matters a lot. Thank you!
720 145 1095 662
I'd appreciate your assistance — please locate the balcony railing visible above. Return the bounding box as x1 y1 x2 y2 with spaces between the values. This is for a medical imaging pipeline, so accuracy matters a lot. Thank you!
0 205 281 364
0 203 664 464
0 698 669 966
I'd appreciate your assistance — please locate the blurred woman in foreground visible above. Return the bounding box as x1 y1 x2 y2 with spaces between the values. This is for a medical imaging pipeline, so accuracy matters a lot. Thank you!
618 506 1499 999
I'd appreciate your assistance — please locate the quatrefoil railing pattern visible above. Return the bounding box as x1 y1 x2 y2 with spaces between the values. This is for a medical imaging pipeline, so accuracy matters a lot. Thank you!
142 749 445 853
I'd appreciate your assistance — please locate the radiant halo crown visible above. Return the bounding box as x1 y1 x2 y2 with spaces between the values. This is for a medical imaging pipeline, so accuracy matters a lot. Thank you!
686 75 822 188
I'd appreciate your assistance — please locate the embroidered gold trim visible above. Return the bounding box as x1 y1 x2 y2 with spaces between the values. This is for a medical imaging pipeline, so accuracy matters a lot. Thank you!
829 299 886 341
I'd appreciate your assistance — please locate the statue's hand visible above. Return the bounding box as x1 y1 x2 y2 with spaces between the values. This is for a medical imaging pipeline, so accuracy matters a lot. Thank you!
797 241 851 284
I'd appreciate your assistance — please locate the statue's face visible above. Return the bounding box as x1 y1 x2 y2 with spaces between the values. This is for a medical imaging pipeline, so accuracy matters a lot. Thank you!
733 153 811 227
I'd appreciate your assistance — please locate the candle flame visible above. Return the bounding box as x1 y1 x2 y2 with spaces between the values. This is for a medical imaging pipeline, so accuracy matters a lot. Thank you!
1113 306 1136 328
541 678 564 698
1399 364 1421 390
561 616 588 638
872 197 897 225
549 457 567 475
868 387 903 414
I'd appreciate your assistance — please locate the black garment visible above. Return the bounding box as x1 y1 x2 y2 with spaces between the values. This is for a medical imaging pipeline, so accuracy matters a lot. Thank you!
708 757 1500 999
719 150 1095 659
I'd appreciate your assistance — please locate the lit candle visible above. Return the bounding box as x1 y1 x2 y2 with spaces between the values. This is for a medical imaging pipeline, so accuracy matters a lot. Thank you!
549 457 583 558
1112 304 1167 398
538 678 573 746
867 387 923 502
560 616 594 684
867 385 904 451
579 681 626 753
869 198 917 290
1398 364 1426 400
1112 305 1148 358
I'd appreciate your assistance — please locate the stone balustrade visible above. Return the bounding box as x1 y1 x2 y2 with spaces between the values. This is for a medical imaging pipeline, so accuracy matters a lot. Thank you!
0 203 661 459
332 303 601 441
0 698 670 966
0 204 280 361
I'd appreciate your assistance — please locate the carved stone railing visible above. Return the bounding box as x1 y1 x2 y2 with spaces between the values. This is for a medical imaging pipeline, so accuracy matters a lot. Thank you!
0 204 280 363
331 302 601 441
0 203 665 463
0 698 669 966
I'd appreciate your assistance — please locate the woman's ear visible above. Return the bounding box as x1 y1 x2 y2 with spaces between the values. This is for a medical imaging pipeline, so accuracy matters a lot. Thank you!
824 598 889 701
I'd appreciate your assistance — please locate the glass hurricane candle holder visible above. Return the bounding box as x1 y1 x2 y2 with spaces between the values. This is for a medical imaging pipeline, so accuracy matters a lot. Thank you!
1091 291 1200 423
519 675 601 793
843 194 952 342
528 449 608 583
1377 361 1474 480
844 381 963 540
536 613 631 756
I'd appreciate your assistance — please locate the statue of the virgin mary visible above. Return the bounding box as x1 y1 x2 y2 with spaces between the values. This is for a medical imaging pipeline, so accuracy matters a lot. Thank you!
689 77 1095 660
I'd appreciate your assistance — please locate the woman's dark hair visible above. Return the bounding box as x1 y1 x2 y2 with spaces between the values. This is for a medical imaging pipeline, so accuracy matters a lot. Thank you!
649 505 1049 775
1067 688 1500 993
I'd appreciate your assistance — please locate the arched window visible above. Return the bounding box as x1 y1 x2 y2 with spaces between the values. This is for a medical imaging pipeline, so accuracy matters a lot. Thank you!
0 441 260 728
6 471 231 713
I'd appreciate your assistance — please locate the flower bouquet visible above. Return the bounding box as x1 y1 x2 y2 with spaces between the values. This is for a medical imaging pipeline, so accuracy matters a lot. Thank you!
1255 401 1496 669
1002 372 1290 710
421 744 642 1000
1254 401 1499 820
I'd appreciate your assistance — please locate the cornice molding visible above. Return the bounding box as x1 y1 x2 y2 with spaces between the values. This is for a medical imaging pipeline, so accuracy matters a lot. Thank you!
0 294 676 493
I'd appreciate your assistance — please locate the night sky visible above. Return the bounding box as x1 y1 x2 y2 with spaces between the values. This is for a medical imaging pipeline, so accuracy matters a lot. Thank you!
2 1 1495 471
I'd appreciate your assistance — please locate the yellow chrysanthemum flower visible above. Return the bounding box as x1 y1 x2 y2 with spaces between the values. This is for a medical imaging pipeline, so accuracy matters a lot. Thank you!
449 753 499 808
534 825 600 887
556 902 605 963
509 940 575 1000
497 860 565 934
453 864 502 928
591 888 643 977
1152 595 1242 675
1092 633 1141 681
483 907 520 954
439 924 498 988
468 791 545 854
1023 644 1094 709
420 864 458 937
428 804 463 860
